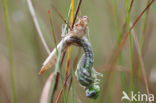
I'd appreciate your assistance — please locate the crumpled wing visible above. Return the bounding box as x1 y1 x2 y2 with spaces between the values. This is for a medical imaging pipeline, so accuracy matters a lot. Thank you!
39 36 71 75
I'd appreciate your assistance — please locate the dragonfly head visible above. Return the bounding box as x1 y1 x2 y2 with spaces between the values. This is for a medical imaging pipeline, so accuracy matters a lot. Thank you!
81 16 88 27
85 84 100 99
73 16 88 37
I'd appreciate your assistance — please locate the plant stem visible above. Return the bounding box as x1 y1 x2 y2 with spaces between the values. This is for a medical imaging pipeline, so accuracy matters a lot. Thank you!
27 0 50 54
141 0 150 49
2 0 17 103
48 4 72 103
126 0 133 91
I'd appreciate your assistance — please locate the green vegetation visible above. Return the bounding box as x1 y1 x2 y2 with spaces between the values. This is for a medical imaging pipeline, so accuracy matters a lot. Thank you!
0 0 155 103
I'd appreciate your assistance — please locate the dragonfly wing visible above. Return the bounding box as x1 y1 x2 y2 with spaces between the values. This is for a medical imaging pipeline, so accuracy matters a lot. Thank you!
39 35 71 75
39 41 63 75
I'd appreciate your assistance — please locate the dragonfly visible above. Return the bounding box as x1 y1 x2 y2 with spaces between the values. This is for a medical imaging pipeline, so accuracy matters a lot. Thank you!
39 11 102 99
39 16 89 75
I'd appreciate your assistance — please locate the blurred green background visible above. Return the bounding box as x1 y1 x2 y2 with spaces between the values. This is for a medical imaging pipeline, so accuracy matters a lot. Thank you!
0 0 156 103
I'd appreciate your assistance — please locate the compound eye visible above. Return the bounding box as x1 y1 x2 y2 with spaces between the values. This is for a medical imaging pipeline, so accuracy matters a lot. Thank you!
83 16 88 19
86 90 96 98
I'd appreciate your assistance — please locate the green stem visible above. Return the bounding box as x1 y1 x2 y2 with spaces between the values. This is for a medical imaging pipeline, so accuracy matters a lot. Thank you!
141 0 150 50
126 0 133 91
48 12 58 55
48 4 72 103
2 0 17 103
112 0 122 64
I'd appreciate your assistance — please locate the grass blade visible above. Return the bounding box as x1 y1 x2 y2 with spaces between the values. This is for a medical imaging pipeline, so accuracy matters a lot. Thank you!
2 0 17 103
131 24 150 102
40 72 54 103
112 0 155 65
141 0 151 48
27 0 50 54
48 4 72 103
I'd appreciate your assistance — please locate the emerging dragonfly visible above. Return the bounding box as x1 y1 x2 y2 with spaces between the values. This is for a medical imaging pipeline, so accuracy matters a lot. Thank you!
39 16 102 99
